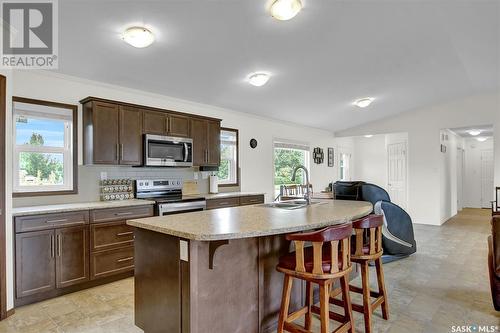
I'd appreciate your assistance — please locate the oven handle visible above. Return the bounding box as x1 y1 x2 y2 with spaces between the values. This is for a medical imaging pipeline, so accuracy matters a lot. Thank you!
159 201 206 215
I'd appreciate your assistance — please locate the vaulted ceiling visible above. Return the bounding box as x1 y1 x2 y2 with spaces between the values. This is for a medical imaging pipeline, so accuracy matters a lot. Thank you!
57 0 499 131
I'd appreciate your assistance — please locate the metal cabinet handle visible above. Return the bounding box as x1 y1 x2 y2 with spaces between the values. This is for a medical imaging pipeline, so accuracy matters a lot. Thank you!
219 202 229 206
57 234 61 257
120 144 124 160
116 231 133 237
115 212 133 216
117 257 134 263
50 235 55 258
46 218 68 224
116 143 119 161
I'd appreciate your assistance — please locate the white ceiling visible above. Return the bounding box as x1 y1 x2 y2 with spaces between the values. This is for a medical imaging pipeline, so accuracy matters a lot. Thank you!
57 0 499 132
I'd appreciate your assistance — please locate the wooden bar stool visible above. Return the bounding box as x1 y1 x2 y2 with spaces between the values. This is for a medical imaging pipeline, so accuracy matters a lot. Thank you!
330 215 389 333
276 223 355 333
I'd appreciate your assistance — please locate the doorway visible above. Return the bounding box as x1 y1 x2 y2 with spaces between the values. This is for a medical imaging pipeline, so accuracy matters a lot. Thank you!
387 142 407 210
456 147 464 211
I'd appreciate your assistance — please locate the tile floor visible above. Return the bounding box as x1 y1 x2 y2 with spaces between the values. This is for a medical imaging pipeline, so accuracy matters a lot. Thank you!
0 208 498 333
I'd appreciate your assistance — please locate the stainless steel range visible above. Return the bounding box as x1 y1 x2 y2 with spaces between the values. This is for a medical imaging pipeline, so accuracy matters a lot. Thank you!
135 179 206 216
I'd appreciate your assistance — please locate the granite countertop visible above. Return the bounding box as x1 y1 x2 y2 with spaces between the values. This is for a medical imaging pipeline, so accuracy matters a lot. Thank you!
127 200 373 241
12 199 156 217
183 191 265 200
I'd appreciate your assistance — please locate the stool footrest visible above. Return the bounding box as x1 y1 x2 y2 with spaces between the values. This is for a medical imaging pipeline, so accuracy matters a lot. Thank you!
311 305 349 324
286 306 309 323
283 321 310 333
349 285 381 298
330 297 365 313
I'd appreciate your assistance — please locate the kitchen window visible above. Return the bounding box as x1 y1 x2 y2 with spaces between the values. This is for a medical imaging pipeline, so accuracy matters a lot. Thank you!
273 139 310 197
218 128 239 186
339 152 352 181
13 97 78 196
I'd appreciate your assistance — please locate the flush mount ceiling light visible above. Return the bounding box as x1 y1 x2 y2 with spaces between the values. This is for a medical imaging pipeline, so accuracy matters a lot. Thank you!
248 72 271 87
121 27 155 48
270 0 303 21
476 137 488 142
353 97 374 108
364 135 373 138
467 129 481 136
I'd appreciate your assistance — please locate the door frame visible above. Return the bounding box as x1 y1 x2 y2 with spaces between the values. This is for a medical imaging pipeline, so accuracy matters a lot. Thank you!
0 74 7 320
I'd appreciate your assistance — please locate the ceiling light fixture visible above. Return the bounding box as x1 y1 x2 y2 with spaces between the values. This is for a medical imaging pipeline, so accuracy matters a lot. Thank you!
467 129 481 136
476 137 488 142
353 97 374 108
248 72 271 87
270 0 303 21
364 135 373 138
122 27 155 48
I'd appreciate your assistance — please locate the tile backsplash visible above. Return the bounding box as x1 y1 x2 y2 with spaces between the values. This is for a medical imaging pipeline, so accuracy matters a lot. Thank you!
12 165 233 207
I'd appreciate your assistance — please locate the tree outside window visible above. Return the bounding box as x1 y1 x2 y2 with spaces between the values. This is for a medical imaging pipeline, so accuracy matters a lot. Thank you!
273 140 310 196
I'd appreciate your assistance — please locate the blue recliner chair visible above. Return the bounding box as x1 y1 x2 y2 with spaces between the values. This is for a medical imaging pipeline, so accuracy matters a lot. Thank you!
333 181 417 262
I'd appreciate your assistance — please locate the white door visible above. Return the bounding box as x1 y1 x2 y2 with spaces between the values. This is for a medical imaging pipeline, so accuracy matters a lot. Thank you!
339 152 352 181
387 142 407 210
456 148 464 211
481 150 494 208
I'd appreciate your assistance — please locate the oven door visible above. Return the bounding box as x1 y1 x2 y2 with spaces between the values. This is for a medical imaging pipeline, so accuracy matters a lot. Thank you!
158 201 206 216
145 134 193 167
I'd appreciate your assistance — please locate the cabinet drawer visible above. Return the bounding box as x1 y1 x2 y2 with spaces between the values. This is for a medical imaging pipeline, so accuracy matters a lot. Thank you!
90 221 134 252
15 211 89 233
90 205 153 223
90 246 134 280
239 195 265 206
206 197 240 210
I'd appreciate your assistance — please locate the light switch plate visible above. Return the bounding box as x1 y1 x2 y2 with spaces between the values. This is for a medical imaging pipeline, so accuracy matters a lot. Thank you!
179 240 189 262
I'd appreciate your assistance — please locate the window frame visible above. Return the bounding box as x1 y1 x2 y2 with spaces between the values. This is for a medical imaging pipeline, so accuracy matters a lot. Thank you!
12 96 78 197
218 127 239 187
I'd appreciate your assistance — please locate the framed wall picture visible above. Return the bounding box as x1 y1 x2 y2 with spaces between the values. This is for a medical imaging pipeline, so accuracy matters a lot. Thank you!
328 148 334 167
440 144 447 153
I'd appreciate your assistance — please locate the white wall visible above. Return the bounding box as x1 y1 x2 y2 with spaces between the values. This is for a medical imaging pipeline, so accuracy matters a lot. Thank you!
336 93 499 225
463 138 495 208
352 135 387 188
6 70 349 310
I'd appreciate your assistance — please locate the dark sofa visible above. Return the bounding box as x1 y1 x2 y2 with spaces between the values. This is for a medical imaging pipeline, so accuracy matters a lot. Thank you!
488 216 500 311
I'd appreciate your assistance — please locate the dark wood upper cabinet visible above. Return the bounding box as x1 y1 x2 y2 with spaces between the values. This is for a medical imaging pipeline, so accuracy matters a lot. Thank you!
81 97 220 166
15 229 56 298
143 110 167 135
190 118 208 166
119 106 143 165
190 118 221 166
85 101 119 164
55 226 89 289
168 114 190 137
207 120 221 166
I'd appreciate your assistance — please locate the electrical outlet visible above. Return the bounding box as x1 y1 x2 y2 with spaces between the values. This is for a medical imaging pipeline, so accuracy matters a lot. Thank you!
193 172 198 180
100 172 107 180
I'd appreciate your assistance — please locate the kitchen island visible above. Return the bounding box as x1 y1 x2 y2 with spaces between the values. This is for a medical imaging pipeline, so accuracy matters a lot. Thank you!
127 200 373 333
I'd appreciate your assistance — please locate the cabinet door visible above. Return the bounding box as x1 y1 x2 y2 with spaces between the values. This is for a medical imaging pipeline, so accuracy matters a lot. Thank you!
190 118 209 166
119 106 143 165
207 120 221 166
143 110 167 135
167 114 190 138
55 226 89 289
93 102 120 164
15 230 55 298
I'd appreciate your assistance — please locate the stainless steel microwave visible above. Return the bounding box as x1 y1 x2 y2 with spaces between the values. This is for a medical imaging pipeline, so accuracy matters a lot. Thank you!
144 134 193 167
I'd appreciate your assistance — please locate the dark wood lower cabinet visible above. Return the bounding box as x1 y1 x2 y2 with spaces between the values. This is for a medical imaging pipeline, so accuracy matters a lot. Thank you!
56 226 89 289
15 230 56 298
14 205 153 306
